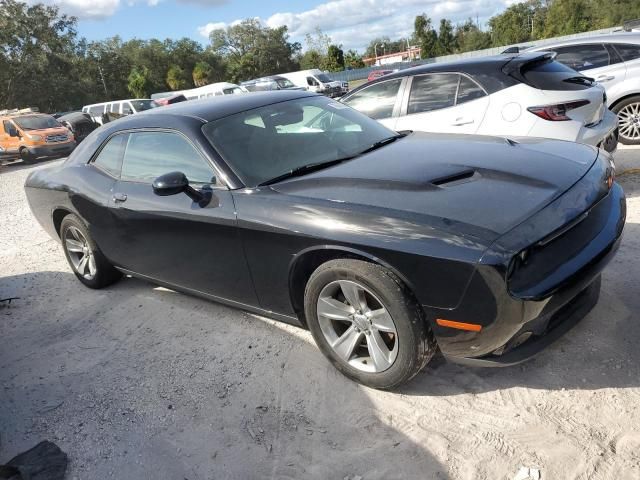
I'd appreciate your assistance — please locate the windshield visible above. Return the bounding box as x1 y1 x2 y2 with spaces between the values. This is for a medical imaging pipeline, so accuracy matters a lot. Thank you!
316 73 332 83
275 78 295 89
202 96 397 187
13 115 62 131
130 100 158 112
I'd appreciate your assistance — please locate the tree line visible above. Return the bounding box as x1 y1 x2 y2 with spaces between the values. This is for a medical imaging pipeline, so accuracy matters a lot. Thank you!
1 0 639 112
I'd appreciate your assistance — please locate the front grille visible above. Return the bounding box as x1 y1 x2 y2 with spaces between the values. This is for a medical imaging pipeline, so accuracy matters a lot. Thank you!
46 134 68 143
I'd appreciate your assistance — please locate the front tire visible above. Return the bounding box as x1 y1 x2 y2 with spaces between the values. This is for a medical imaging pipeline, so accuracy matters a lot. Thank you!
613 95 640 145
20 148 35 164
304 259 436 389
60 214 122 289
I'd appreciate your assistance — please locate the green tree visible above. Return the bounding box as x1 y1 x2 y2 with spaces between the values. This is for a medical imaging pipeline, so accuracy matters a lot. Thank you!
299 50 324 69
455 19 492 53
543 0 593 37
127 66 150 98
413 14 438 59
209 19 300 82
488 0 547 45
344 49 365 69
436 19 456 55
364 37 407 58
0 0 83 111
192 61 212 87
324 44 345 71
166 64 188 90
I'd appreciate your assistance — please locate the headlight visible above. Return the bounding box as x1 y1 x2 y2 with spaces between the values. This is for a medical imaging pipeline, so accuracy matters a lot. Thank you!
27 133 42 141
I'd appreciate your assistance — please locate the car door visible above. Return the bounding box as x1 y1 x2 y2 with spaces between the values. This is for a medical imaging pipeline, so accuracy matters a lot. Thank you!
102 129 258 305
1 120 20 155
395 73 489 134
341 78 405 129
551 43 627 96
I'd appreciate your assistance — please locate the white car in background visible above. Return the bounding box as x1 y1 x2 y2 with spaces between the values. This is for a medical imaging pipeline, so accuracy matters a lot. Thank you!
528 33 640 144
341 52 618 152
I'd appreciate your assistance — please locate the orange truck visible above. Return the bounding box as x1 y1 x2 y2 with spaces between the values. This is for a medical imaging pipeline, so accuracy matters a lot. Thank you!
0 109 76 164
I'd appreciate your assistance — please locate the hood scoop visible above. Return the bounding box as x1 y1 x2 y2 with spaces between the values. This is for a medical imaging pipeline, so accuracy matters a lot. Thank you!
431 169 477 187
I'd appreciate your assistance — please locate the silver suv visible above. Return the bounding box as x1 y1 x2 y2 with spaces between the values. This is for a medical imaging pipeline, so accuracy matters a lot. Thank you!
529 33 640 144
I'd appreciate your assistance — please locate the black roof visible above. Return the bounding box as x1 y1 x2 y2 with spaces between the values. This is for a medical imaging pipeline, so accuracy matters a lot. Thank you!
350 52 552 95
141 90 316 123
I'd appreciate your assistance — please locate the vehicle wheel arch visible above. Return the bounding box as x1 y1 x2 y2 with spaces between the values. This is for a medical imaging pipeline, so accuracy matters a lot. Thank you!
288 245 418 327
52 207 74 238
609 92 640 111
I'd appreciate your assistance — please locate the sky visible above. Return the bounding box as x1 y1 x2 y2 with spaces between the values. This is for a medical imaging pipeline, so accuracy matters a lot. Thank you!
34 0 521 52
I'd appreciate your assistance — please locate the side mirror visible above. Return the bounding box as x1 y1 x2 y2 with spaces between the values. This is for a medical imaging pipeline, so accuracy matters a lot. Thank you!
152 171 207 204
152 171 188 196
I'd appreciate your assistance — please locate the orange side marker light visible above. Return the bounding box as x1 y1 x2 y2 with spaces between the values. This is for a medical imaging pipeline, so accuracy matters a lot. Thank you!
436 319 482 332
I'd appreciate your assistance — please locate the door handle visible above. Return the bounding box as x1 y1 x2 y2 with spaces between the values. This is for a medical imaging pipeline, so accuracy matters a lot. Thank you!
113 192 127 203
451 117 474 126
595 75 615 82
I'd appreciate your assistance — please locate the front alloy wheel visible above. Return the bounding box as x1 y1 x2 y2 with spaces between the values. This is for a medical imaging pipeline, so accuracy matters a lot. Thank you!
317 280 398 373
304 259 436 389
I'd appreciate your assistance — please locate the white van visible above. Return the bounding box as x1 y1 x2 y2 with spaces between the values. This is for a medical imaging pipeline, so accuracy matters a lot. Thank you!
82 99 157 125
151 82 247 102
279 69 344 97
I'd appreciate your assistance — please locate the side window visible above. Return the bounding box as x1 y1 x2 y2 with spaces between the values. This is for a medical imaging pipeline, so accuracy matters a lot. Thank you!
3 120 14 134
121 131 217 185
122 102 132 115
407 74 458 114
89 106 104 116
342 78 402 120
552 44 610 71
614 43 640 62
93 134 127 177
457 76 486 105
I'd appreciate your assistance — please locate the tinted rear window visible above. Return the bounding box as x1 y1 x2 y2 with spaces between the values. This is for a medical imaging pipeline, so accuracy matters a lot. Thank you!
614 43 640 62
520 59 594 91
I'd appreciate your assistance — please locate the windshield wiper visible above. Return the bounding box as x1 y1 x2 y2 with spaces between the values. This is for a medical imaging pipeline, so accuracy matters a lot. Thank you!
357 133 406 155
258 158 350 186
257 133 408 187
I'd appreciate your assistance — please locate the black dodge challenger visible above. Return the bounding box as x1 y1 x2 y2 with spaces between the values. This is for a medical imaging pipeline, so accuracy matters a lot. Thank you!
25 91 626 389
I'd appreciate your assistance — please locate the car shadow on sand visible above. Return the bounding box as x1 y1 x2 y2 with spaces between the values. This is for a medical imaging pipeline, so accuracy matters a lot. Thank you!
0 269 450 480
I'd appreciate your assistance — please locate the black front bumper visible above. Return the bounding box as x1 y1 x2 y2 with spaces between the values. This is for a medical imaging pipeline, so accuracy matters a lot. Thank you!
431 180 625 367
444 274 601 367
28 142 76 159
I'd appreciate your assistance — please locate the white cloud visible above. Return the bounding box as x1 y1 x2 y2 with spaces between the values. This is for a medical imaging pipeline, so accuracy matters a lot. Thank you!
30 0 224 21
198 0 514 50
197 21 228 37
34 0 121 19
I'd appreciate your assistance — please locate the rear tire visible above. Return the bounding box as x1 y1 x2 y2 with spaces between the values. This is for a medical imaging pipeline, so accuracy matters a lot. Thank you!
60 214 122 289
304 259 436 389
612 95 640 145
20 148 35 164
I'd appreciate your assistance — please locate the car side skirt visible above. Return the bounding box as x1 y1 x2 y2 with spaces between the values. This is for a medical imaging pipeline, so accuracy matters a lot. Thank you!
116 267 304 328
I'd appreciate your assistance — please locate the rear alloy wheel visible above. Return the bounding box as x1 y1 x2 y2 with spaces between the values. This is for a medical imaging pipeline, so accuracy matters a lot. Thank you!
60 214 122 289
614 96 640 145
304 259 436 389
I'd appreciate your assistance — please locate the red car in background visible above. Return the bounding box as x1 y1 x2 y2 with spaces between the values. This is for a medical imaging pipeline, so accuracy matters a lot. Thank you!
367 69 393 82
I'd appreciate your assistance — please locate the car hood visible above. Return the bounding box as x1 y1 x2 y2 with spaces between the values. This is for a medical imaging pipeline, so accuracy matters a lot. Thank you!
270 132 599 243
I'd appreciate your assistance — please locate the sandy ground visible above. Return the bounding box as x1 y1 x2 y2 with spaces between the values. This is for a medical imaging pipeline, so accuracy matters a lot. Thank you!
1 151 640 480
